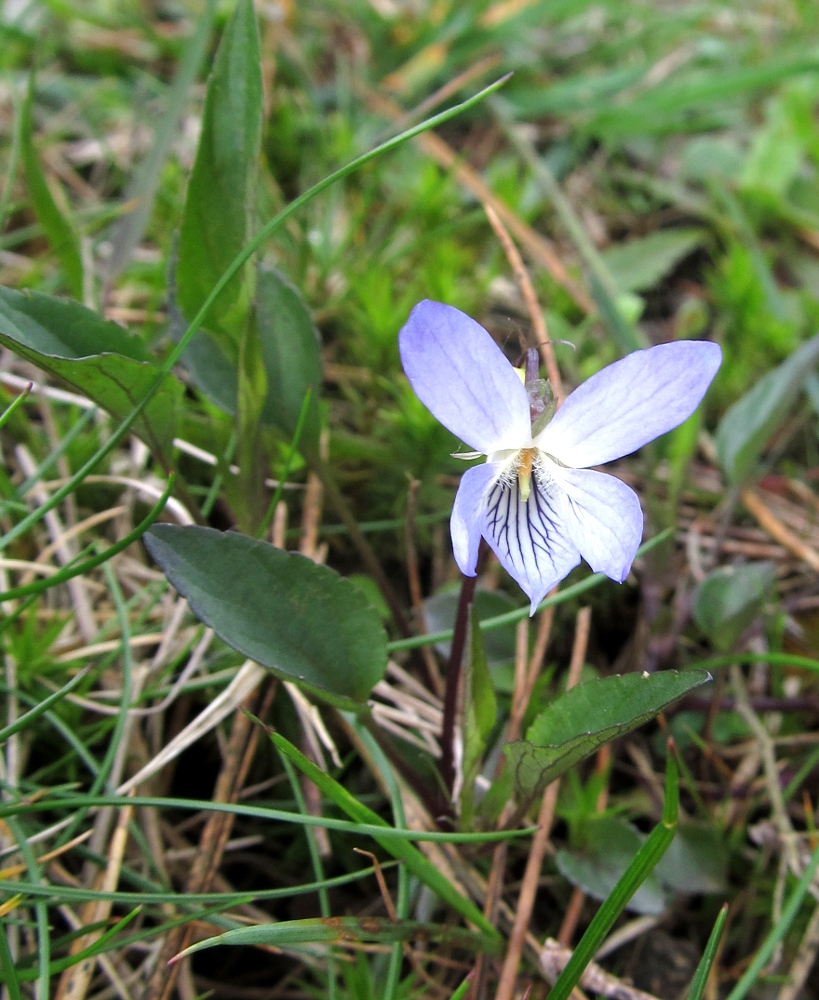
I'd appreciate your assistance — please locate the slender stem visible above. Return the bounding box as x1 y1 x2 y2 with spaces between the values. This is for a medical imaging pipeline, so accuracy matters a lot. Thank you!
440 553 483 797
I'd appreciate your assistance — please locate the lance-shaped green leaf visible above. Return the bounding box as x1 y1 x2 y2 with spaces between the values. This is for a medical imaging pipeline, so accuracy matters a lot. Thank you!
176 0 262 344
144 525 387 707
505 670 710 804
693 562 775 652
257 265 323 458
170 914 501 964
716 334 819 484
0 288 182 464
21 80 83 300
602 228 705 294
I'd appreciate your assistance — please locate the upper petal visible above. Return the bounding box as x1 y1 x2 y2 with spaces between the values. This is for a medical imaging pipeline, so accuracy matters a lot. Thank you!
399 300 532 454
481 467 580 614
535 341 722 468
451 462 500 577
551 467 643 582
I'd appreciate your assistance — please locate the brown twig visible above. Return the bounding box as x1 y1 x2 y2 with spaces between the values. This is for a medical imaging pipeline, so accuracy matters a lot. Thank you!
484 204 564 405
741 488 819 573
147 680 276 1000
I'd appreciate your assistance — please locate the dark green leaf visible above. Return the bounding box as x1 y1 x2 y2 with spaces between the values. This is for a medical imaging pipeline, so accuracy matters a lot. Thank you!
0 288 182 464
602 228 704 294
716 334 819 484
505 670 710 803
423 588 520 673
176 0 262 342
693 562 775 652
257 265 323 457
144 525 387 707
557 817 668 915
20 81 83 299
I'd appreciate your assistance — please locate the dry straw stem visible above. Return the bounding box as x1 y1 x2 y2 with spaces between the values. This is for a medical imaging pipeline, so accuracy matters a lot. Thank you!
483 203 564 405
493 607 592 1000
540 938 662 1000
358 85 595 316
54 797 133 1000
147 679 275 1000
741 487 819 573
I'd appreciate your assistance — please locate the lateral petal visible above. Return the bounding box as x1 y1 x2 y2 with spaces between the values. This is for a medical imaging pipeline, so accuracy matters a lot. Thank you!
399 300 532 454
553 467 643 582
451 462 500 577
536 341 722 468
481 469 580 614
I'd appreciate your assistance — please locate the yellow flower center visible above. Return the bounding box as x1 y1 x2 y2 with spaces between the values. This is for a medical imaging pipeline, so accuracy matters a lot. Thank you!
516 447 538 502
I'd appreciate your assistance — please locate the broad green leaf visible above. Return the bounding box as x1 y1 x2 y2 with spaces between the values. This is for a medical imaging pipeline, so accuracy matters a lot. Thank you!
602 228 704 294
176 0 262 344
270 732 501 941
716 334 819 484
505 670 710 803
20 81 83 300
172 915 500 963
656 823 728 896
0 288 182 464
692 562 775 652
256 265 323 458
557 817 668 915
144 525 387 707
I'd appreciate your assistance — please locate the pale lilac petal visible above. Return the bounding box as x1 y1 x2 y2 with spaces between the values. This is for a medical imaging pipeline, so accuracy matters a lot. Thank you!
535 341 722 468
481 469 580 614
399 300 531 454
552 467 643 582
451 462 500 576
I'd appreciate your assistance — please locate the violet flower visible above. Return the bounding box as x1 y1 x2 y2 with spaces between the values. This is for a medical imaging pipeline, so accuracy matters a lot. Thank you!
399 300 721 613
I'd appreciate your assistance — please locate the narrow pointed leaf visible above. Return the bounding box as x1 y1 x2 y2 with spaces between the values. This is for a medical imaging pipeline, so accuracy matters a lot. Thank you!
505 670 709 803
271 732 502 941
176 0 262 342
687 906 727 1000
144 525 387 707
602 228 704 294
0 288 182 464
172 914 501 963
716 334 819 484
21 82 83 299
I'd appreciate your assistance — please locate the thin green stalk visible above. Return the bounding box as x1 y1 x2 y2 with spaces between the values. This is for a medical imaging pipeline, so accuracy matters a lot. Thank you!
257 389 311 539
725 840 819 1000
0 920 24 1000
388 529 673 652
0 382 30 431
0 864 389 908
0 668 91 744
16 405 97 498
0 74 510 557
201 431 236 519
547 755 679 1000
687 904 728 1000
0 474 173 602
0 793 536 843
277 748 336 1000
5 816 49 1000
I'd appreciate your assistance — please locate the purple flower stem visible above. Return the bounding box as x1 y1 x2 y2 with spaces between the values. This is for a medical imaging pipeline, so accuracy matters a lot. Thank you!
440 541 488 798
